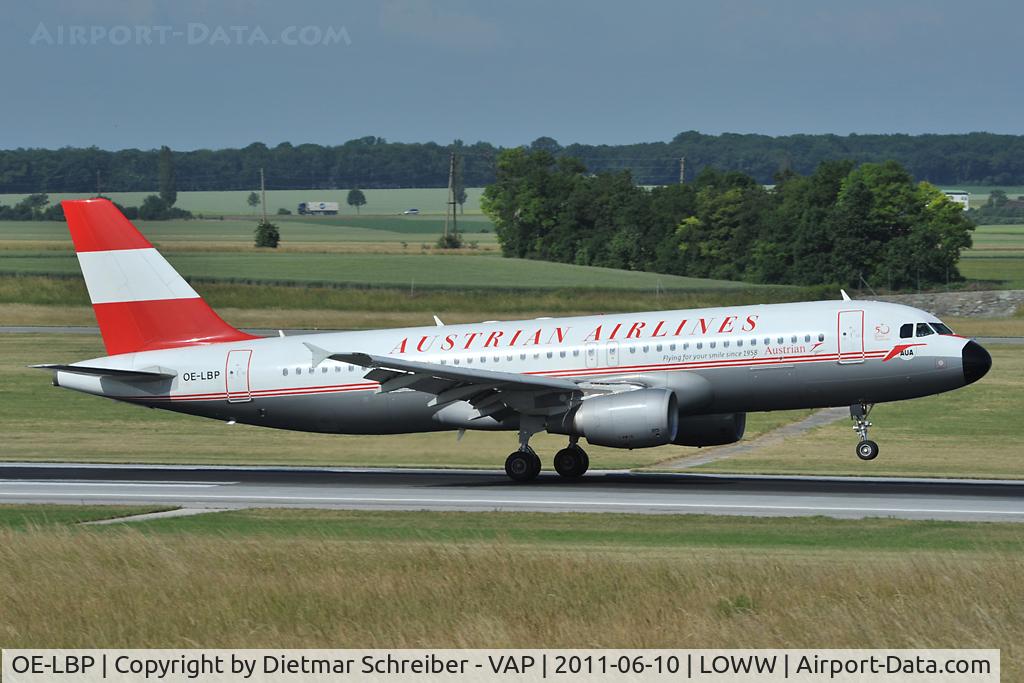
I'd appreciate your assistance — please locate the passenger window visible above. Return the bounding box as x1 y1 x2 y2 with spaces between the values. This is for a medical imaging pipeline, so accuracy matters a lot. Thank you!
282 368 288 376
520 354 526 360
804 335 811 343
900 323 913 339
818 333 825 342
710 341 716 349
642 345 649 352
670 344 676 351
723 341 730 348
335 366 341 373
791 336 797 343
572 350 579 357
296 368 302 375
736 340 742 347
322 367 328 374
480 356 486 363
559 351 566 358
546 351 552 358
916 323 934 337
454 359 460 365
656 345 662 352
696 343 702 350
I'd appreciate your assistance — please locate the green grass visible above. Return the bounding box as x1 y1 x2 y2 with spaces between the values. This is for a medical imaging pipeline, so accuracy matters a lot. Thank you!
278 214 495 235
694 345 1024 479
0 250 765 291
959 257 1024 288
0 188 488 217
114 507 1024 553
0 217 496 245
0 505 172 529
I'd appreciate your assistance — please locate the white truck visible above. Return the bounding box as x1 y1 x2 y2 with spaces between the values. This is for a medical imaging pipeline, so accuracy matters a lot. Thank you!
297 201 339 215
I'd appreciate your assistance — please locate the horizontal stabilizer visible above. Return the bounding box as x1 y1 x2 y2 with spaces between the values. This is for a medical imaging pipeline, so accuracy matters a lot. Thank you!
31 364 177 381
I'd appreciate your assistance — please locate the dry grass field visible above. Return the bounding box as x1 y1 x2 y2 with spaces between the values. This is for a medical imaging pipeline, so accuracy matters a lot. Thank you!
0 508 1021 676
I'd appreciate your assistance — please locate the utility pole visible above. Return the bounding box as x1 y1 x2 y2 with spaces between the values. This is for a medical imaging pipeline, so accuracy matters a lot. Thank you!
443 151 457 243
96 170 101 197
259 167 267 223
679 156 686 184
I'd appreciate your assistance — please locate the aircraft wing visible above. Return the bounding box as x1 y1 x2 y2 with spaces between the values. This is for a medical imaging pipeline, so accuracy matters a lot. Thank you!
304 344 582 418
31 364 177 381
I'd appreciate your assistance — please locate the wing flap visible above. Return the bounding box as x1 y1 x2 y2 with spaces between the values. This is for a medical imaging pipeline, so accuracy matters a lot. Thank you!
303 343 583 417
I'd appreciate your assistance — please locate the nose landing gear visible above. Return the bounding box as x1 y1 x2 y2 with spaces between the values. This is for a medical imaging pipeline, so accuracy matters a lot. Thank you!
850 402 879 461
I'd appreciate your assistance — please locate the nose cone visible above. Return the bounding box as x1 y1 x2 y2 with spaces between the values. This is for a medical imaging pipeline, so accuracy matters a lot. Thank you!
962 340 992 385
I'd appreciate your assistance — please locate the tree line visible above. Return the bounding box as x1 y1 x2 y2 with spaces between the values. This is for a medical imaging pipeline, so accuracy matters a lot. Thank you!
2 132 1023 194
481 150 974 290
0 146 190 221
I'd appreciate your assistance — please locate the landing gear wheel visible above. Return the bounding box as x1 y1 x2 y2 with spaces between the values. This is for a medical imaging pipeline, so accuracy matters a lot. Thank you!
553 446 589 478
505 450 541 482
856 440 879 461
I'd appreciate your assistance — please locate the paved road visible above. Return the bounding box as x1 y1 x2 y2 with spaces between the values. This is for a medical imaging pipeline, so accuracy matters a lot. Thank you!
1 463 1022 521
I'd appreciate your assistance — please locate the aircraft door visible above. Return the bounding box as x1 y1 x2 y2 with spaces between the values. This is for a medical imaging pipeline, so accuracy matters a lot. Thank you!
585 342 598 368
605 341 620 367
837 310 865 364
226 349 253 402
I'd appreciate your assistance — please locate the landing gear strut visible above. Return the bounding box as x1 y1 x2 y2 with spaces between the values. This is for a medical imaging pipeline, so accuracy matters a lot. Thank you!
850 402 879 461
505 417 544 482
553 438 589 478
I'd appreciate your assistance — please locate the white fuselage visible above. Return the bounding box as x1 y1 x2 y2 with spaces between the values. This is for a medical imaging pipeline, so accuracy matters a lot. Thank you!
55 298 978 441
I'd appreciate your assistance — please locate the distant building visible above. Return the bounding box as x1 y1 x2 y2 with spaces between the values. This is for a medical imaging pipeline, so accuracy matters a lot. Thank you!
943 191 969 210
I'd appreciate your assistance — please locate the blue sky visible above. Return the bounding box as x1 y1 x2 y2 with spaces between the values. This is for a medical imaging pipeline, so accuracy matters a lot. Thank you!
3 0 1021 150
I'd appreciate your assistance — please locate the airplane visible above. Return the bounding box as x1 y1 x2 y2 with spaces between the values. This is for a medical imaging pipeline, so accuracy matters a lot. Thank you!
36 198 992 482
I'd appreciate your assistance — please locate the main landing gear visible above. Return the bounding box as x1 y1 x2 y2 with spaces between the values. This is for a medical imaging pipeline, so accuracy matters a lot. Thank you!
504 421 590 482
850 402 879 461
553 438 589 479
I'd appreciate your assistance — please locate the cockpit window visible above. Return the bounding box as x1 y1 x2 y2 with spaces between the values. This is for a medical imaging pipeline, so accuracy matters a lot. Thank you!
930 322 955 335
916 323 934 337
899 323 913 339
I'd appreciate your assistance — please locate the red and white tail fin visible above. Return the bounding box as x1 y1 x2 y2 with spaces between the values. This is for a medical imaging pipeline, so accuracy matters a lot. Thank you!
62 199 257 356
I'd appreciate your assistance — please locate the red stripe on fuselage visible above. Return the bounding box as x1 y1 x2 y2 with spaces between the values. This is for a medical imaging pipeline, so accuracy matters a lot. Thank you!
117 351 897 403
93 298 258 356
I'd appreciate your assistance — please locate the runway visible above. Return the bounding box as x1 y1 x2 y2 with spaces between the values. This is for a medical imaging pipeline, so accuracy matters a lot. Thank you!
1 463 1023 521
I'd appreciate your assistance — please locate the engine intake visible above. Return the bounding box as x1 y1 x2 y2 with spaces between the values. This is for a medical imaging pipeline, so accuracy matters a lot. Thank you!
568 389 678 448
672 412 746 447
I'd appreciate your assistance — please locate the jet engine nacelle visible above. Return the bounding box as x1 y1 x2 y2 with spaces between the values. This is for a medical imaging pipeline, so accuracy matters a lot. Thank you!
672 412 746 447
568 389 679 448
